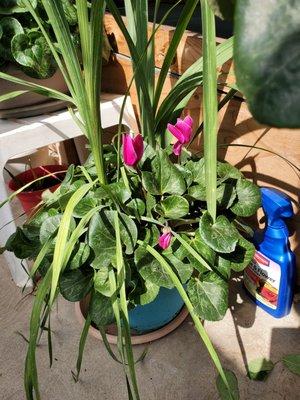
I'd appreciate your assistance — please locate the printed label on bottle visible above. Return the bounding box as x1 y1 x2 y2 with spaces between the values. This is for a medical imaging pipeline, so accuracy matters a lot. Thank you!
244 251 281 309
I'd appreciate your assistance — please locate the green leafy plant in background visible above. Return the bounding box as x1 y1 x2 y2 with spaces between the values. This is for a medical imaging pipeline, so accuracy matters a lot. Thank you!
210 0 300 128
0 0 111 79
0 0 298 399
247 355 300 381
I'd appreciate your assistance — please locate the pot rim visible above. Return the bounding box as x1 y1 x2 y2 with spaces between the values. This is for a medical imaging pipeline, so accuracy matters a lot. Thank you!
75 300 189 345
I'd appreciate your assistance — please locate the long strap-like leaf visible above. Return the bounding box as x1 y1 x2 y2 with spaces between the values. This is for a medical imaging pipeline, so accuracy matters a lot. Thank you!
139 241 234 400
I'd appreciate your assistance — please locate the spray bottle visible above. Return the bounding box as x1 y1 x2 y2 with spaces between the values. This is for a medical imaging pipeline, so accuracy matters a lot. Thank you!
244 187 296 318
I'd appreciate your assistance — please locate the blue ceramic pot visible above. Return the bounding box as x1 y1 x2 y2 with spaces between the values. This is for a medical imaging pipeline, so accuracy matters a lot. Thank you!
128 287 184 333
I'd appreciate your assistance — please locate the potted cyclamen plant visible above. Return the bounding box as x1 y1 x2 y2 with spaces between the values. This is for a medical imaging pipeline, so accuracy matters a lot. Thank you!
0 1 266 400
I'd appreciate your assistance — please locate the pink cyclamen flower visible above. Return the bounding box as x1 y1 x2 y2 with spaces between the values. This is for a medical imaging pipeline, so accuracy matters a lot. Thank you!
122 133 144 167
158 231 172 250
167 115 193 156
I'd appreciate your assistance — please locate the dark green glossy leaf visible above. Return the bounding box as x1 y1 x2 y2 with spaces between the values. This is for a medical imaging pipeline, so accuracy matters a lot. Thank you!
185 158 206 184
142 150 186 195
127 198 145 218
135 247 174 289
90 291 115 327
230 179 261 217
88 210 137 258
165 253 193 284
61 0 77 25
39 215 62 244
220 236 255 272
188 183 206 201
73 196 98 218
5 227 38 259
139 280 160 306
94 267 112 297
0 17 23 60
217 162 242 181
59 269 93 302
216 369 239 400
68 243 90 270
142 225 160 247
247 358 274 381
161 195 189 219
282 354 300 376
187 273 228 321
200 212 239 253
108 181 131 204
188 230 215 273
217 183 236 209
234 0 300 128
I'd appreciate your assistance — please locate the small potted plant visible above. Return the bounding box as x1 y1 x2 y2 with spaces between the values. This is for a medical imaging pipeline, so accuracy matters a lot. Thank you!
7 164 67 215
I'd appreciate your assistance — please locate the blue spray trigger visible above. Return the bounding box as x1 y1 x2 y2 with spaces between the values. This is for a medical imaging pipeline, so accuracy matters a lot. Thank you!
261 187 294 229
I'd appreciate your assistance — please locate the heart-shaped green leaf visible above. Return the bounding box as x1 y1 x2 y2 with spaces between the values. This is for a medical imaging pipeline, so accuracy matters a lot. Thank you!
68 243 90 270
200 212 239 253
73 197 98 218
282 354 300 376
139 280 160 306
61 0 77 25
0 17 23 60
59 269 93 302
142 150 186 195
216 369 239 400
188 230 216 273
90 291 115 327
217 162 242 181
164 254 193 284
231 179 261 217
188 183 206 201
11 32 56 79
135 247 174 289
94 266 113 297
234 0 300 128
161 195 189 219
187 273 228 321
88 210 137 260
217 183 236 209
247 358 274 381
127 198 145 218
220 236 255 272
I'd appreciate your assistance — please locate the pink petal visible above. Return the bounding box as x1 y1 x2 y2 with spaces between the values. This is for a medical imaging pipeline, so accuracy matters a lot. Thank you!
158 232 172 250
173 141 183 156
184 115 193 128
122 134 137 166
167 123 186 143
175 119 192 143
133 134 144 163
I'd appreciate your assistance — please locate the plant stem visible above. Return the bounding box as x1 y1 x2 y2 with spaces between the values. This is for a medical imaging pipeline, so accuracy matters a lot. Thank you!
201 0 218 221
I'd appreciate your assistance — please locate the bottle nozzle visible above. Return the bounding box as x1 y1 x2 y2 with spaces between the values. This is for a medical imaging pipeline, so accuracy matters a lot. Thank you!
261 187 294 229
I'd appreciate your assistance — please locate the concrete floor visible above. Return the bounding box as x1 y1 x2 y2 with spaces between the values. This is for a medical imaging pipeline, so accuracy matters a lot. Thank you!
0 256 299 400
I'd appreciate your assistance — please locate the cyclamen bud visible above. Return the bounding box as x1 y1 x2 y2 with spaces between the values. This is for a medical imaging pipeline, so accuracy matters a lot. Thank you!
158 228 172 250
122 133 144 167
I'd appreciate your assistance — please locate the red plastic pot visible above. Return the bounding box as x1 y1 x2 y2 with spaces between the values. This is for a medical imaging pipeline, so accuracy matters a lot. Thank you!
8 164 67 216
